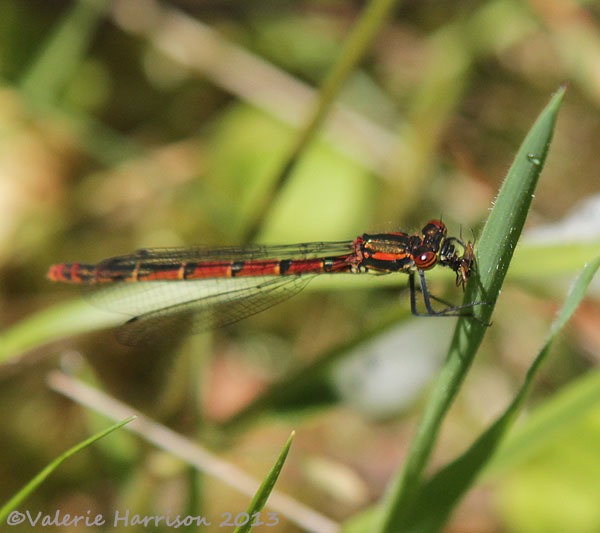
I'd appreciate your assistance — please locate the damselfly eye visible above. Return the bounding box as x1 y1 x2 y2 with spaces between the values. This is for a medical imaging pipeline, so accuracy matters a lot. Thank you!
414 250 437 270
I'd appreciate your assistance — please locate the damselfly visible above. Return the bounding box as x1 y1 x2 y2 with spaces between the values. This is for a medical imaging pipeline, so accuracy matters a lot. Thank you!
47 220 480 345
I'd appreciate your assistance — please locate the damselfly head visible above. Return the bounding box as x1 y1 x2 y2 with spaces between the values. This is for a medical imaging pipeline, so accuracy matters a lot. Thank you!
420 220 447 252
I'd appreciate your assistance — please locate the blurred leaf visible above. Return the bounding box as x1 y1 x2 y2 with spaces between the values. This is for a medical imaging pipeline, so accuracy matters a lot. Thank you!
495 408 600 532
208 105 374 242
244 0 399 241
222 311 409 430
20 0 109 101
0 298 120 362
486 345 600 477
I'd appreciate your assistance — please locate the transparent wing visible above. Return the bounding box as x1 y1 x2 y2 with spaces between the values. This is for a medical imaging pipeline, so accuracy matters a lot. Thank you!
85 274 314 346
97 241 354 267
78 240 355 346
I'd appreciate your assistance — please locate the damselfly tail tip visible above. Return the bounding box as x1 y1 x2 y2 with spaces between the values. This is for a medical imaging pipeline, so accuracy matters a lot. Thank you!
47 263 66 282
47 263 92 284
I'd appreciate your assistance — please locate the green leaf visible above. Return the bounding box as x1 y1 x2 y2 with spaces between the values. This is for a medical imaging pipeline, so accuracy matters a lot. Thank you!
375 85 567 532
233 432 294 533
398 254 600 532
0 416 135 525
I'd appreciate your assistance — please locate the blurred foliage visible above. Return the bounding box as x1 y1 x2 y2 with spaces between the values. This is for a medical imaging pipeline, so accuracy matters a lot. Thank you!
1 0 600 532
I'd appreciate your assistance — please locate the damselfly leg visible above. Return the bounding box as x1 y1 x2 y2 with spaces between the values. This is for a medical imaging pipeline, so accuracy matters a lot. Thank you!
408 270 483 317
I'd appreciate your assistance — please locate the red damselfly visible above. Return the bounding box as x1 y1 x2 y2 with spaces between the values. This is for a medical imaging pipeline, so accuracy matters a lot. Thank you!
47 220 480 345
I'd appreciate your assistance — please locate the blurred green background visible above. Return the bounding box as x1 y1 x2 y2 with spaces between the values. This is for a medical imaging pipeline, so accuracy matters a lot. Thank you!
1 0 600 531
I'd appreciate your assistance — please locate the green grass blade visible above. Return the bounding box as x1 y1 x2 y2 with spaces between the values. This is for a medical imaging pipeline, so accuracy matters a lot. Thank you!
20 0 109 100
0 416 135 525
0 299 121 363
486 358 600 478
396 254 600 532
472 90 568 320
375 85 567 532
485 257 600 476
233 432 294 533
243 0 400 242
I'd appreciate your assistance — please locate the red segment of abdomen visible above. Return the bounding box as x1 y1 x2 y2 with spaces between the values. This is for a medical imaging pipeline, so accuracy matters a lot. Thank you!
47 256 354 284
47 263 98 283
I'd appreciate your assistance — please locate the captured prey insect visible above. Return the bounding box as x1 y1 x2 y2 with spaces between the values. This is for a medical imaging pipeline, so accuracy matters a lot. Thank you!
47 220 481 345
